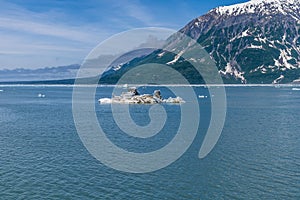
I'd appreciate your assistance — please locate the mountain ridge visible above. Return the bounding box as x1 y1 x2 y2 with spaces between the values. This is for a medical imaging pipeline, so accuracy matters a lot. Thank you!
0 64 80 82
178 0 300 83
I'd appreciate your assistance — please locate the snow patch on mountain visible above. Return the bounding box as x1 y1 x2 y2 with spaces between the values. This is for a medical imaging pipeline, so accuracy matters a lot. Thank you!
166 50 184 65
273 74 285 83
219 63 247 83
278 49 297 69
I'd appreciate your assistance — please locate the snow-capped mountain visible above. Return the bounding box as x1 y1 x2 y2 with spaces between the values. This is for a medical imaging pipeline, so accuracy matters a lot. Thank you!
175 0 300 83
216 0 299 17
102 0 300 84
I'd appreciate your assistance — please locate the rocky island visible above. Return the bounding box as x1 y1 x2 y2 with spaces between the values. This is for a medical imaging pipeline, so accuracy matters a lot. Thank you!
98 88 185 104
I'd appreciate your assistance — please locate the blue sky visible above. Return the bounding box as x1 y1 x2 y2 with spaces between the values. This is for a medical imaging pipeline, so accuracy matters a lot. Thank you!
0 0 248 69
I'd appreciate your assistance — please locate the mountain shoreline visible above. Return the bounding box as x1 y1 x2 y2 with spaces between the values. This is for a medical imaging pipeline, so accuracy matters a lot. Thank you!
0 79 299 86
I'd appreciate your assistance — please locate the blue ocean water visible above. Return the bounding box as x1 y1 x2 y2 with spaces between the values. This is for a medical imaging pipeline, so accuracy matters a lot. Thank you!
0 86 299 199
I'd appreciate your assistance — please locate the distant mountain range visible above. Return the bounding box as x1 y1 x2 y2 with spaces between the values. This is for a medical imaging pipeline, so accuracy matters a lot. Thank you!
2 0 300 84
0 64 79 82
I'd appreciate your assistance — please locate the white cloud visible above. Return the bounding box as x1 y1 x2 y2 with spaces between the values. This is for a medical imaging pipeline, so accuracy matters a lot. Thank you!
107 0 163 27
0 17 100 43
120 1 154 25
0 0 174 69
0 1 110 69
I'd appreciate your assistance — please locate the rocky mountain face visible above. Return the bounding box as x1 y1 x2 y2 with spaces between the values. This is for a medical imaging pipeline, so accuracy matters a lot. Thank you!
181 0 300 83
103 0 300 84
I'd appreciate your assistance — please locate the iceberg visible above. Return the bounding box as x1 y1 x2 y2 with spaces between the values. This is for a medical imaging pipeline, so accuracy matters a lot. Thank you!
98 88 185 104
38 93 46 98
292 88 300 91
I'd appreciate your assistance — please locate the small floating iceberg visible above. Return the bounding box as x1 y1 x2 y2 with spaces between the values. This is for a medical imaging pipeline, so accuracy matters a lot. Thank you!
98 88 185 104
198 95 208 99
164 97 185 103
292 88 300 91
98 98 112 104
38 93 46 98
0 89 3 92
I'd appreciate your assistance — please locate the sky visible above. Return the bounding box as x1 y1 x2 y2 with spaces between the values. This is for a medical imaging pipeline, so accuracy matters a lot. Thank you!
0 0 248 70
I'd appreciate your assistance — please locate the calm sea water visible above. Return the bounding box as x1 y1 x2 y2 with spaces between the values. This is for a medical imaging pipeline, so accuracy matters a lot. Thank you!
0 85 299 199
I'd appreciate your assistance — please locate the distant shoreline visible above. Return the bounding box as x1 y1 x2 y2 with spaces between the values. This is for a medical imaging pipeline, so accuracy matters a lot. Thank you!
0 83 299 87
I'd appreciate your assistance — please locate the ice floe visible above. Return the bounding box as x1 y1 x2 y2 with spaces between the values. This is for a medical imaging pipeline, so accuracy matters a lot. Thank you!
198 95 208 99
38 93 46 98
292 88 300 91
